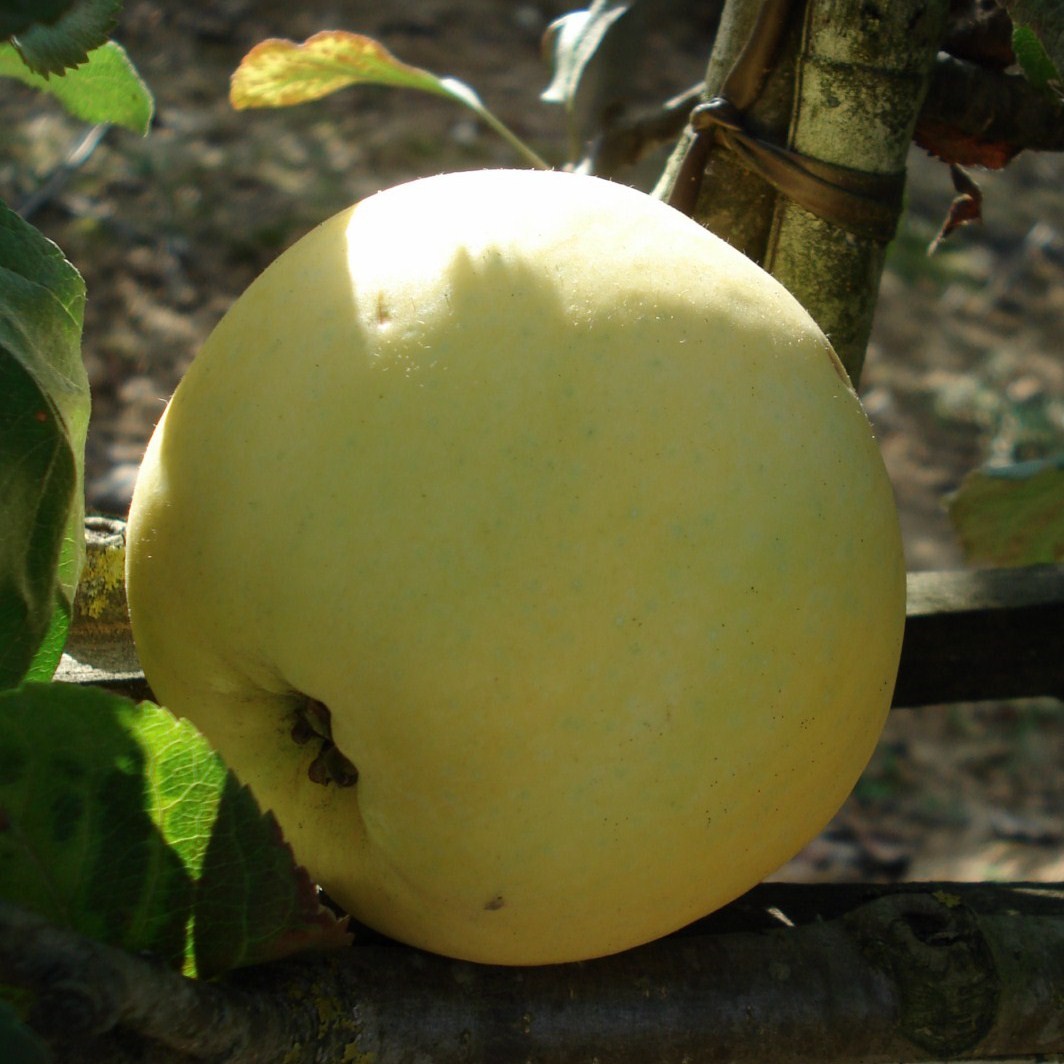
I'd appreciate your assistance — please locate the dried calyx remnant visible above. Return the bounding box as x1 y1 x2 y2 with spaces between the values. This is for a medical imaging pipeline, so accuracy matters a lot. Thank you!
291 697 359 787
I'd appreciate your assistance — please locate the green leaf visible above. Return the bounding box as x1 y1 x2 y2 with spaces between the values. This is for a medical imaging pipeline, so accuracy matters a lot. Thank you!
21 594 70 683
0 684 351 979
0 362 77 689
7 0 121 77
0 40 153 135
1006 0 1064 88
192 772 350 977
230 30 549 169
1012 25 1061 91
540 0 655 162
0 0 75 40
948 454 1064 566
0 686 190 965
0 202 88 689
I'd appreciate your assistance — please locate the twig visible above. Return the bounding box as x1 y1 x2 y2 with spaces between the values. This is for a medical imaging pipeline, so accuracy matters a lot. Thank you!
580 84 703 176
17 123 111 221
915 53 1064 168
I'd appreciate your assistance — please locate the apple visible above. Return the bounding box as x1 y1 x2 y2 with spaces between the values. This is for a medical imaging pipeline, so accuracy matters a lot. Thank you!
125 168 905 966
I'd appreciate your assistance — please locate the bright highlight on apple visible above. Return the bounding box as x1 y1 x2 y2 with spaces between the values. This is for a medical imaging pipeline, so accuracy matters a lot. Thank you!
126 168 905 966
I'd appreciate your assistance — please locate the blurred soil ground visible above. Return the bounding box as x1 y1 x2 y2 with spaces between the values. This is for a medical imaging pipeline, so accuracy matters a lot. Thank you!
1 1 1061 889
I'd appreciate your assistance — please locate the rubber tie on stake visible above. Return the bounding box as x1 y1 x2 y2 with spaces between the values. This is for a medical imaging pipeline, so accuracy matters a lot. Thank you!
669 0 906 244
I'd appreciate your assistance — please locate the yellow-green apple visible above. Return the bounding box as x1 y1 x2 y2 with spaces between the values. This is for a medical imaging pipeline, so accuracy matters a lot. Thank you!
125 168 905 965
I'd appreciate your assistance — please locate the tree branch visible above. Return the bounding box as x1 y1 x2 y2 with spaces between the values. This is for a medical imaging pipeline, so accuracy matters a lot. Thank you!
915 53 1064 168
581 84 704 177
0 899 299 1063
6 884 1064 1062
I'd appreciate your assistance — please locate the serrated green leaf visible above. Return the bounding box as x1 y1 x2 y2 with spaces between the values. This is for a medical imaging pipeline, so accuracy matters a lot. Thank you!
948 454 1064 566
0 684 350 979
0 202 88 689
8 0 121 76
0 0 75 40
230 30 548 169
193 773 350 976
0 40 153 135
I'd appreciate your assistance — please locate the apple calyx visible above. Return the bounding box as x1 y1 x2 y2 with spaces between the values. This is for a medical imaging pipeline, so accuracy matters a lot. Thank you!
290 697 358 788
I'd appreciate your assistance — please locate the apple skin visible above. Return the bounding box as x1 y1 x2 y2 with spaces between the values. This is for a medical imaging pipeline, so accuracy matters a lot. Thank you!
126 168 905 966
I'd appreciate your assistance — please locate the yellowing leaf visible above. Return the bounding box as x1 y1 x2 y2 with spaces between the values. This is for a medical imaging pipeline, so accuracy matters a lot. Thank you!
230 31 451 109
229 31 548 169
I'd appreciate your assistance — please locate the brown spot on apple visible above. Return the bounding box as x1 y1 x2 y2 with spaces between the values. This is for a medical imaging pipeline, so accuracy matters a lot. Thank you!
376 291 391 327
